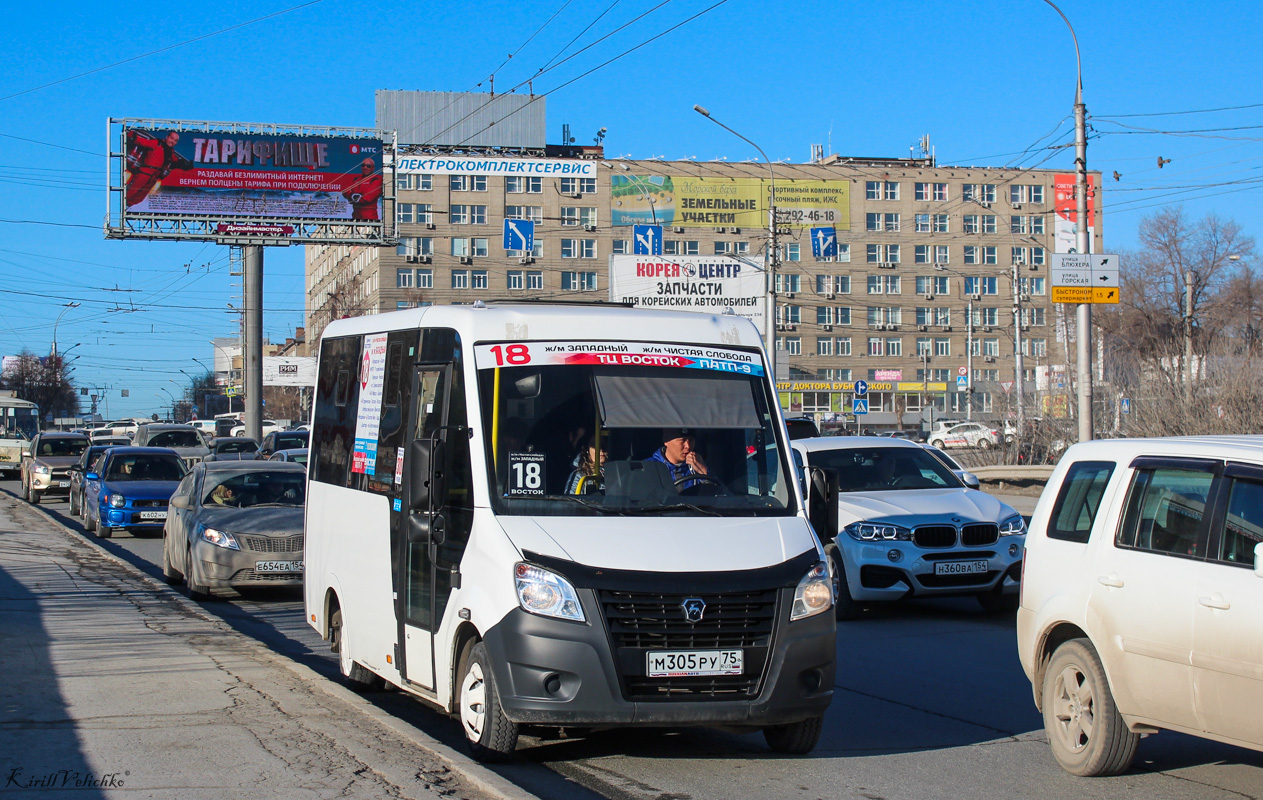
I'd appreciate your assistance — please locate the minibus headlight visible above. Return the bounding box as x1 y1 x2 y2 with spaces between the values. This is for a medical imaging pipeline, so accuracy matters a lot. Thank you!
199 527 240 551
999 514 1027 536
790 561 833 621
514 563 585 622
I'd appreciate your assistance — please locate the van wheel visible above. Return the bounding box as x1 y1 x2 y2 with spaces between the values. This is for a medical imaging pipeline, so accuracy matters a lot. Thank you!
931 439 945 449
763 714 824 754
825 542 859 621
459 641 518 762
1042 639 1138 776
330 608 384 689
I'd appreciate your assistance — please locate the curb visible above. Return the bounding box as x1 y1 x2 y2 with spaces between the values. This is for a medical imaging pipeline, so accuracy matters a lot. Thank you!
10 490 539 800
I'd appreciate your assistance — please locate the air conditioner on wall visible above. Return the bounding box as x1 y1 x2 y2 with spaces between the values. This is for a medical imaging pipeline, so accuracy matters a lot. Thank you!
715 227 727 233
583 224 597 232
919 325 929 331
983 326 993 332
826 292 836 300
1012 203 1022 210
1020 293 1031 302
924 293 934 300
971 294 982 301
518 257 535 265
673 226 685 233
784 292 795 299
419 255 432 264
984 356 996 363
822 325 833 332
459 256 473 265
731 228 741 234
1029 264 1040 270
406 255 419 263
426 222 436 230
940 325 953 331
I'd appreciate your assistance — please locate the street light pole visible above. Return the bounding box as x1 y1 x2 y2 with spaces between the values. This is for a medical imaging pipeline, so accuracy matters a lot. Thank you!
1013 262 1026 434
51 302 81 359
694 105 779 381
1043 0 1093 442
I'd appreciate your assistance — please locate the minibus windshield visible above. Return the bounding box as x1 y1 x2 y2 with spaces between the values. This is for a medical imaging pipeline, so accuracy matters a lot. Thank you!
475 341 793 517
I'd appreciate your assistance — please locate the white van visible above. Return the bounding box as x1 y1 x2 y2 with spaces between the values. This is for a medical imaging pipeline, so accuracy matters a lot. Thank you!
305 303 836 761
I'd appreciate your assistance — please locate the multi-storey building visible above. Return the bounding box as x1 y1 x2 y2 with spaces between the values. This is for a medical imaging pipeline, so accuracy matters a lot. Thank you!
306 93 1101 428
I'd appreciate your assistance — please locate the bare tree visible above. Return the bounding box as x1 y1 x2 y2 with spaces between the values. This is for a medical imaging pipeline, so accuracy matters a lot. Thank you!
0 350 79 424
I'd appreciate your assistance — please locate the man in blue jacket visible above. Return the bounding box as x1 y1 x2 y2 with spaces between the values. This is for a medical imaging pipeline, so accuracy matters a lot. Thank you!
647 428 709 491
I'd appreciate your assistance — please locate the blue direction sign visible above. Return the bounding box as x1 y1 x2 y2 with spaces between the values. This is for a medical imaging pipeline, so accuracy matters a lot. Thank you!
854 379 868 397
1120 397 1131 414
852 397 869 415
810 227 837 259
503 219 535 252
633 224 663 255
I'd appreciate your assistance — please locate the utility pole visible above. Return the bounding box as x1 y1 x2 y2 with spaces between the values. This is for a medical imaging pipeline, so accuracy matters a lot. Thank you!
1184 270 1195 401
966 298 974 421
243 246 264 440
1013 263 1026 434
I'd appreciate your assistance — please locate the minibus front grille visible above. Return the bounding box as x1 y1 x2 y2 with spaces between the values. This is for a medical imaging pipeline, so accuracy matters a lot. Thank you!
598 588 778 702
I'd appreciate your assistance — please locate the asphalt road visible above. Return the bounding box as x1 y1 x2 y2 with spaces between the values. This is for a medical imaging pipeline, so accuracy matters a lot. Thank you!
11 481 1262 800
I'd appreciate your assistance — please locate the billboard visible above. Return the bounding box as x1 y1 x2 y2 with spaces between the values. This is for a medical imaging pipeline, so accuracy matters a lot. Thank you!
108 119 394 245
395 155 595 177
1053 173 1098 254
610 175 849 229
607 254 766 331
263 357 316 387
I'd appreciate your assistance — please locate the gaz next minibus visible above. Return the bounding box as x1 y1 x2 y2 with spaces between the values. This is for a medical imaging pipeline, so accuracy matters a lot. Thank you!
305 303 836 761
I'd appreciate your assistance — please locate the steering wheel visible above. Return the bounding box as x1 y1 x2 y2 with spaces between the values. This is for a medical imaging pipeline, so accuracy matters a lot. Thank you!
673 473 730 495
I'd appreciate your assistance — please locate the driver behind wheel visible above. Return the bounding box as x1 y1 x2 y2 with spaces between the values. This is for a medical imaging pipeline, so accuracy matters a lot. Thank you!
646 428 709 491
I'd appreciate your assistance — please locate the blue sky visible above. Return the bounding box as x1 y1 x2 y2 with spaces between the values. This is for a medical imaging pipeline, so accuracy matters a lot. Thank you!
1 0 1258 420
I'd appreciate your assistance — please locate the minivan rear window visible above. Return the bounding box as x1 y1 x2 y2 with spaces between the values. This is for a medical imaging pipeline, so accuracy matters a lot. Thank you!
1047 461 1115 543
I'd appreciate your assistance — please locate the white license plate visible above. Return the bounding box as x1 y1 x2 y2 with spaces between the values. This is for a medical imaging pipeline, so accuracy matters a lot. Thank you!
647 649 743 677
138 510 167 520
58 481 70 488
934 560 989 576
256 560 303 574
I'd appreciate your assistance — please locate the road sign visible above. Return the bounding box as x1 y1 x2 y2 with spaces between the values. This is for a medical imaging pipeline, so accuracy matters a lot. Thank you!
852 397 869 415
1120 397 1131 414
633 224 663 256
854 380 868 397
1001 381 1013 393
957 366 968 377
810 227 837 258
1051 252 1120 303
956 375 969 392
502 219 535 252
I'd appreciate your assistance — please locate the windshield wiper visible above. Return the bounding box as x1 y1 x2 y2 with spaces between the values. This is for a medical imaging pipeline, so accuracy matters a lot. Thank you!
621 502 724 517
546 494 626 515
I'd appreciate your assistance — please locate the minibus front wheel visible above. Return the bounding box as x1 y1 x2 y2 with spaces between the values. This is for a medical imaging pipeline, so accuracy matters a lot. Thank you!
329 605 384 690
458 640 519 762
763 714 825 754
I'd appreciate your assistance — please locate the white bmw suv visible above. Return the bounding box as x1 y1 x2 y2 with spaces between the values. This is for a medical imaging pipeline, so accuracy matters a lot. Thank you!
793 437 1026 619
1018 436 1263 777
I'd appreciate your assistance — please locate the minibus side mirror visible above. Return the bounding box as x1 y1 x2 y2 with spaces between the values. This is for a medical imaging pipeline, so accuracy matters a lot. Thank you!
1255 542 1263 579
409 438 446 513
807 466 839 542
790 449 806 496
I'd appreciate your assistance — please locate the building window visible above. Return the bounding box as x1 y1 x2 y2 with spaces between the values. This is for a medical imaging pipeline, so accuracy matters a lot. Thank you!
417 269 433 288
836 338 852 356
963 183 997 203
471 238 488 257
934 307 951 326
561 239 579 258
983 246 998 265
983 338 1000 357
526 271 543 290
933 214 949 233
507 271 523 290
817 337 833 356
775 274 801 294
867 336 884 356
506 176 543 193
915 213 931 233
561 271 598 291
396 236 434 257
1019 277 1047 295
505 205 543 222
451 270 469 290
612 239 629 255
714 241 731 255
885 338 902 356
449 175 486 192
735 241 750 254
471 270 488 289
964 246 978 265
935 338 951 357
784 337 802 356
981 307 999 326
397 174 413 191
450 238 469 257
866 244 900 263
396 268 414 288
1010 185 1045 204
778 305 801 324
867 212 900 232
397 203 432 225
449 205 468 224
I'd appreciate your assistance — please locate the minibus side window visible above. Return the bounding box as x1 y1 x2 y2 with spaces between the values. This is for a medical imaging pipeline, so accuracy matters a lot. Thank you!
311 335 362 488
355 332 420 495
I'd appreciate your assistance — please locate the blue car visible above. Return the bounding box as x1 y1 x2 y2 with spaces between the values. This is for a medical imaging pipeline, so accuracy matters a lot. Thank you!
84 447 188 539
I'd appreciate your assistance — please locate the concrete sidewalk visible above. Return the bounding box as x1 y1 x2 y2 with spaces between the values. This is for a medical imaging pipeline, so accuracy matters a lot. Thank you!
0 494 531 800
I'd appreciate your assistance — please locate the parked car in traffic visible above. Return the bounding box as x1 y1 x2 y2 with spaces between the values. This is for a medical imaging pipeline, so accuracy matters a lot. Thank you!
919 443 981 489
20 432 89 504
267 448 308 465
930 422 1002 450
792 436 1025 618
83 447 187 538
783 415 821 441
1018 435 1263 777
258 429 308 457
229 419 281 438
161 461 307 599
68 444 121 517
133 423 211 469
202 437 260 462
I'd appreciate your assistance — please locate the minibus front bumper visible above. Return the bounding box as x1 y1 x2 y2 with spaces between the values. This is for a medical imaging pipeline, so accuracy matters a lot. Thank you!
482 587 835 728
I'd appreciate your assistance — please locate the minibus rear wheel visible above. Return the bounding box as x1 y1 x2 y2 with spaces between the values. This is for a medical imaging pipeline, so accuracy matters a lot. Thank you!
459 641 519 762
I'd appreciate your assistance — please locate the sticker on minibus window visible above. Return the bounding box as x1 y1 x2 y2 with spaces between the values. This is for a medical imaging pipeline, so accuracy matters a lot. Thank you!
474 341 764 377
352 333 389 475
505 452 546 497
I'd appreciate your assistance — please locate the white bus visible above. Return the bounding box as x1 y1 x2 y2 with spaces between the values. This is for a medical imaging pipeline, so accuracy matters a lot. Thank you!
305 303 836 761
0 391 38 477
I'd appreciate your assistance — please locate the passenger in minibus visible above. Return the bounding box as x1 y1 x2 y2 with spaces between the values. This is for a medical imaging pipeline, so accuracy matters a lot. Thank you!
565 431 609 494
647 428 709 490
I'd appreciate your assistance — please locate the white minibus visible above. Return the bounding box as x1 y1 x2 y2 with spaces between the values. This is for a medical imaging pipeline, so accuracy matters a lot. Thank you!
305 303 836 761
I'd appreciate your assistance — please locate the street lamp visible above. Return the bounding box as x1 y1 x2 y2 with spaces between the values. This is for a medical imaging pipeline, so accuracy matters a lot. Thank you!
693 104 780 380
51 302 80 359
1043 0 1093 442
